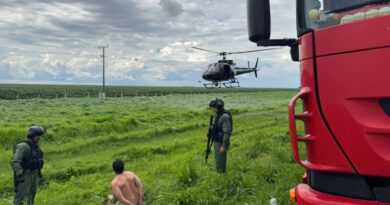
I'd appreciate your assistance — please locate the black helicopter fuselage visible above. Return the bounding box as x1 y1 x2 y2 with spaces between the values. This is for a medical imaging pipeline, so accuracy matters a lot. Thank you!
202 60 257 82
202 62 235 81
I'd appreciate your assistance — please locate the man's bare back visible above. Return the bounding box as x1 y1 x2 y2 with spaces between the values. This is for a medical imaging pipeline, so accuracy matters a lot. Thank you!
111 171 144 205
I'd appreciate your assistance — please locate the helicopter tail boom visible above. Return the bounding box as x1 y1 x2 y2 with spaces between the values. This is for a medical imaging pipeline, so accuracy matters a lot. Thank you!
236 57 260 77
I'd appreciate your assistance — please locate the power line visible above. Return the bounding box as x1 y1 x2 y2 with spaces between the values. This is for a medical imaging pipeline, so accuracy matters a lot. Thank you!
98 45 108 95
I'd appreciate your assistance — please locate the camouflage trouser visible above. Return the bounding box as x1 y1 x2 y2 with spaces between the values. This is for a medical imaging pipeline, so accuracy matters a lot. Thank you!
14 169 39 205
213 141 227 173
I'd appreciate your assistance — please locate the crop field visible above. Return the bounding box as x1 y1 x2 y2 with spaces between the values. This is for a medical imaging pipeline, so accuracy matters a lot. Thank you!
0 89 304 205
0 84 290 100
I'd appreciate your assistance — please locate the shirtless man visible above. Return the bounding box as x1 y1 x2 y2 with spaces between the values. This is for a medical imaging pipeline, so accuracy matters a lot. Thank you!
111 160 144 205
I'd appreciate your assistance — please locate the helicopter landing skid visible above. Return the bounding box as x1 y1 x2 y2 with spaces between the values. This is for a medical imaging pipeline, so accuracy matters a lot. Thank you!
223 80 240 88
203 80 240 89
203 82 222 89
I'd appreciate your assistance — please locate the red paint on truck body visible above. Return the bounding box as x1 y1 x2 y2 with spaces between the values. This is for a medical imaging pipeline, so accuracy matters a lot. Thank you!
290 14 390 205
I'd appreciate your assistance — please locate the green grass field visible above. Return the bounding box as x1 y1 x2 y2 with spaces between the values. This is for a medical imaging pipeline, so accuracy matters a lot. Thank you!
0 90 304 205
0 84 293 100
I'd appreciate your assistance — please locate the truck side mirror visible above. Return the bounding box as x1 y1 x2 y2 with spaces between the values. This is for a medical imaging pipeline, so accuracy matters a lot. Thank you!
247 0 271 43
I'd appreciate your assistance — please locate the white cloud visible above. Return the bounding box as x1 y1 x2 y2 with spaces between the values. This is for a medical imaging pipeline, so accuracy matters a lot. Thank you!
0 0 299 88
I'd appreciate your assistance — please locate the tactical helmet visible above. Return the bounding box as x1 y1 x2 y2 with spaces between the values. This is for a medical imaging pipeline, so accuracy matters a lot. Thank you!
27 126 45 138
209 98 224 108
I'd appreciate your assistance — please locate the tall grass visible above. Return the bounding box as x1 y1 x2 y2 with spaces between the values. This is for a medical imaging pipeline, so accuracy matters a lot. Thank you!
0 91 302 205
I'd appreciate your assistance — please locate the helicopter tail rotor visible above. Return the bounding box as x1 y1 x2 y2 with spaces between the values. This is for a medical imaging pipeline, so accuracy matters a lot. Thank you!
254 57 259 78
247 58 259 78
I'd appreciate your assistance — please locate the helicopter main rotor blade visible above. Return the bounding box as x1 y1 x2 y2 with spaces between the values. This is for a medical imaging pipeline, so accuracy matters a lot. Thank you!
226 47 281 55
192 47 220 54
196 55 219 59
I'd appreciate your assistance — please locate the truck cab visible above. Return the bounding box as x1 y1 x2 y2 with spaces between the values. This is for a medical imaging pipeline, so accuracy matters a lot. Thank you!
247 0 390 204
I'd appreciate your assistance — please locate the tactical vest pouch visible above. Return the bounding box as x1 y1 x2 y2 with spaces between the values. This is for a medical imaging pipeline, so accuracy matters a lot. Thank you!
14 141 44 170
211 122 224 143
213 133 223 143
27 146 44 170
212 111 232 143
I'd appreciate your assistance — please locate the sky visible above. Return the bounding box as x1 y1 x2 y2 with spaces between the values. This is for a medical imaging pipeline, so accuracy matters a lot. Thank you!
0 0 299 88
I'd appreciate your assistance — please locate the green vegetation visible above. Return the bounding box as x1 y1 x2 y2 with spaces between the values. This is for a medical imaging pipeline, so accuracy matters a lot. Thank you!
0 89 303 205
0 84 295 100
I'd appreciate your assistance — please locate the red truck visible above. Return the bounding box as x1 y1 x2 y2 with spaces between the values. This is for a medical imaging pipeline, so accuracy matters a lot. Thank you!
247 0 390 204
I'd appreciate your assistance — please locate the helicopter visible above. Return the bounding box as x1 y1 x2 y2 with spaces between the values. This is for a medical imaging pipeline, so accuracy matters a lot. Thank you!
192 47 279 88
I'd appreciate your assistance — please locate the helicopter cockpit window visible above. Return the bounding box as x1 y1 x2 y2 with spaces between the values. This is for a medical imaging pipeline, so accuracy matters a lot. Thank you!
207 64 218 72
303 0 390 30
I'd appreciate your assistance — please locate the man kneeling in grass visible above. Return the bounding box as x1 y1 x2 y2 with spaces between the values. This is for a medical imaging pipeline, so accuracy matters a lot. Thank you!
111 160 144 205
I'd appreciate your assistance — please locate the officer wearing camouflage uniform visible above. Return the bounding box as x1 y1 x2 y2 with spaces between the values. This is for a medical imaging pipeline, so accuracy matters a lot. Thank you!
12 126 45 205
209 99 232 174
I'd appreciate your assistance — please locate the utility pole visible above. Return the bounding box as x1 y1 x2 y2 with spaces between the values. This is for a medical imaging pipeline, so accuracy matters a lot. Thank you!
98 45 108 98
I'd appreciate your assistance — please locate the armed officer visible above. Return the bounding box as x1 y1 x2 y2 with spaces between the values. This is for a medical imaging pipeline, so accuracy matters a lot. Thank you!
12 126 45 205
209 98 232 174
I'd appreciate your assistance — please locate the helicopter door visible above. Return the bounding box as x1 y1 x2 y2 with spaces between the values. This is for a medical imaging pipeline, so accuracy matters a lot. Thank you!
223 64 230 78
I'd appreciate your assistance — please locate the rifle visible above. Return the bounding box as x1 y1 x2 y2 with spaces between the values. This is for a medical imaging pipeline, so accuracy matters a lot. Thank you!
13 172 17 193
205 115 214 164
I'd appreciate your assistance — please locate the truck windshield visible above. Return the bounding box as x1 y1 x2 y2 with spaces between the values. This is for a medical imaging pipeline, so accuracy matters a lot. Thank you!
302 0 390 30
